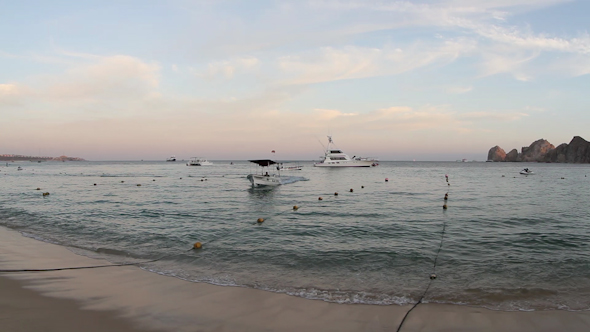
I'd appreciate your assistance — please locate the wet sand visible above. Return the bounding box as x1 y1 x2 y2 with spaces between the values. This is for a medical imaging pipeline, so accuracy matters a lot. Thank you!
2 226 590 332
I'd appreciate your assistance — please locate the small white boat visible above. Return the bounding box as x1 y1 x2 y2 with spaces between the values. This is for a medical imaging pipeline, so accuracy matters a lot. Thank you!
314 136 378 167
166 156 176 162
187 157 212 166
278 162 303 171
520 168 535 175
247 159 283 187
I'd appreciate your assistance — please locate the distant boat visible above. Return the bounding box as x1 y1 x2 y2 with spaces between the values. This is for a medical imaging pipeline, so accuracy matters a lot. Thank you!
17 166 23 171
277 162 303 171
166 156 176 162
247 159 283 187
520 168 535 175
187 157 212 166
314 136 377 167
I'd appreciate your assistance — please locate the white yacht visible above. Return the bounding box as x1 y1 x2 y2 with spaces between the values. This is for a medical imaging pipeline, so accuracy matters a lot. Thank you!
314 136 378 167
247 159 283 187
186 157 213 166
166 156 176 162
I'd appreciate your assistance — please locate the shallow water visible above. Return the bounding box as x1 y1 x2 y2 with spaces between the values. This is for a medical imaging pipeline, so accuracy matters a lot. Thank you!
1 160 589 311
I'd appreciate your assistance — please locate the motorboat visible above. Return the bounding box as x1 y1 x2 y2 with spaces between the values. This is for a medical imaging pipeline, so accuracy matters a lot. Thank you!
247 159 283 187
166 156 176 162
277 162 303 171
17 166 23 171
520 168 535 175
314 136 378 167
187 157 213 166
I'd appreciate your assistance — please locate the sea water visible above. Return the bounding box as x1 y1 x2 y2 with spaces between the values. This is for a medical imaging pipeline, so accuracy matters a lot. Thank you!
1 161 589 311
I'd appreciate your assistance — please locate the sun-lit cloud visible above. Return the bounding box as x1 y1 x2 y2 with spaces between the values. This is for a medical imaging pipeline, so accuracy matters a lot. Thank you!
41 55 159 102
0 83 27 107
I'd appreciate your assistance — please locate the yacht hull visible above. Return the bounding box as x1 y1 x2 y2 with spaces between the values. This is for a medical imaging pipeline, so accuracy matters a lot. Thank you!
314 160 375 167
247 174 282 186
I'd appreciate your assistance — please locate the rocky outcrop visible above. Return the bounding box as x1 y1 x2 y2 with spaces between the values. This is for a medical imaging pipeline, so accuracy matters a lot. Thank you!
505 149 519 162
565 136 590 163
487 146 506 162
487 136 590 163
519 139 555 162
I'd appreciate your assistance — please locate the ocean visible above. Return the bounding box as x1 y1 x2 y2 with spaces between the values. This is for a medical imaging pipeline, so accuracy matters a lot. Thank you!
1 160 589 311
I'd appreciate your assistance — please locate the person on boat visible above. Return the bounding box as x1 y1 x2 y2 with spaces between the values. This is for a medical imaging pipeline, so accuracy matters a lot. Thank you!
524 168 529 172
265 172 269 177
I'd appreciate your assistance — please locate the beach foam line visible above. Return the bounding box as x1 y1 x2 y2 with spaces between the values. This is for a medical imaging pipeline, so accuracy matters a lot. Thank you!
1 225 590 332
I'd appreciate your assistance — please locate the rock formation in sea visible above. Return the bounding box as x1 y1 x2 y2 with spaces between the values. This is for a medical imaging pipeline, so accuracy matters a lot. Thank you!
487 146 506 162
519 139 555 162
505 149 519 162
487 136 590 163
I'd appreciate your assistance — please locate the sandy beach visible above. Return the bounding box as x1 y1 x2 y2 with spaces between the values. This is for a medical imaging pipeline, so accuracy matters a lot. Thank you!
1 225 590 332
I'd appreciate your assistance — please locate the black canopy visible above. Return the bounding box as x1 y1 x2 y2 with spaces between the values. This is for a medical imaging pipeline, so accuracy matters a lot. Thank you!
248 159 277 167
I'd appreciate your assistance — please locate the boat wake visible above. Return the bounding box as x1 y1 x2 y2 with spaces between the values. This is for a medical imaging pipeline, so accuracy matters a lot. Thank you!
280 176 308 184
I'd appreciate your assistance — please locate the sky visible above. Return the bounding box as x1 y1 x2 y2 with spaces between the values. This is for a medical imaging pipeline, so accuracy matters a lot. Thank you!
1 0 589 161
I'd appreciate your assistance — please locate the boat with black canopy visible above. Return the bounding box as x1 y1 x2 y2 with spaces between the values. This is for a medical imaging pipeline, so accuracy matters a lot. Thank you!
247 159 283 187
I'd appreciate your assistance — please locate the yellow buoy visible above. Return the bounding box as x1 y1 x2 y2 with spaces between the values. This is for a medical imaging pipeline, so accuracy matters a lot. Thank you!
257 218 264 223
193 242 202 249
318 197 323 200
293 205 299 210
42 192 50 196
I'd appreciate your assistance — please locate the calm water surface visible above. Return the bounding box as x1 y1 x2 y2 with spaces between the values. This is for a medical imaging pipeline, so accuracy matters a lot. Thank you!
1 161 589 311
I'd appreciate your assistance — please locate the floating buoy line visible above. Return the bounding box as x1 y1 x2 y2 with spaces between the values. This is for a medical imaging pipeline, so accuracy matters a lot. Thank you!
5 183 368 272
395 177 450 332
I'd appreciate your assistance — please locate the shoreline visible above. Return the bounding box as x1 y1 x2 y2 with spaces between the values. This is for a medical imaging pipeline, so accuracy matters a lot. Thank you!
2 225 590 331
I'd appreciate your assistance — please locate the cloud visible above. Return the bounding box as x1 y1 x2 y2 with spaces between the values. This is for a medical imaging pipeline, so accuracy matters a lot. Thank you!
0 83 20 96
277 40 475 84
196 57 260 80
478 48 539 80
459 111 529 121
42 55 160 102
314 108 359 120
0 83 27 106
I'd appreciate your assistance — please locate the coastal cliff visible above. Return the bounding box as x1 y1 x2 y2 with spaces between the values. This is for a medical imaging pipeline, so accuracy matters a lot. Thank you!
487 136 590 163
